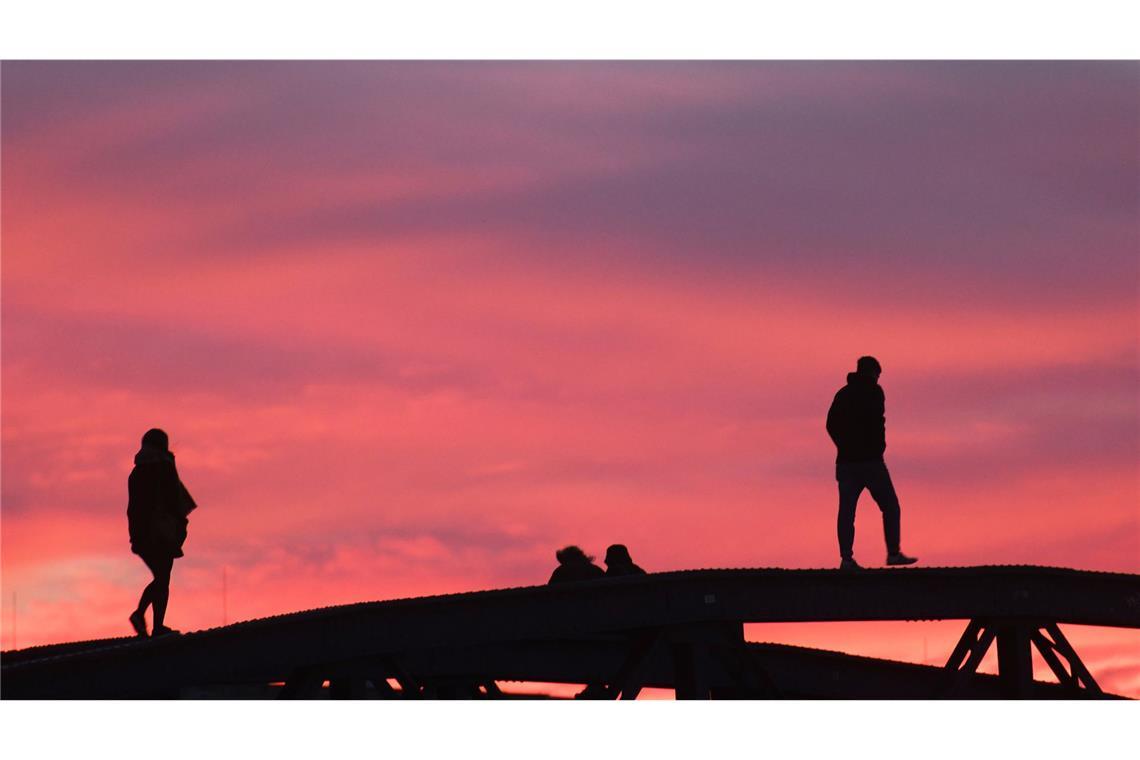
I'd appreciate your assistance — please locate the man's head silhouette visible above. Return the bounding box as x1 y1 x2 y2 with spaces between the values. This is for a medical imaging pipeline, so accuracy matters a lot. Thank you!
604 544 633 567
856 356 882 380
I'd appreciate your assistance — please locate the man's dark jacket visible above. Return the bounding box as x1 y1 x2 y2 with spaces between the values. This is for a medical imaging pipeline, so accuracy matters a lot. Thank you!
826 372 887 463
605 561 646 578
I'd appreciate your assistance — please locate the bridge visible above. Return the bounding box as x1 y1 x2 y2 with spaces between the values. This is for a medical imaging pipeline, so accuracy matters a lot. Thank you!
3 565 1138 699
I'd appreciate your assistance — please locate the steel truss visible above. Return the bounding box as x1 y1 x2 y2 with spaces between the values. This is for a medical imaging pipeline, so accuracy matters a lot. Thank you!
943 618 1102 698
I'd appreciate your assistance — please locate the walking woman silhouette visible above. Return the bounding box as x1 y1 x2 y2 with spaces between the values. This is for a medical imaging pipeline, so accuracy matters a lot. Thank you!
127 428 197 637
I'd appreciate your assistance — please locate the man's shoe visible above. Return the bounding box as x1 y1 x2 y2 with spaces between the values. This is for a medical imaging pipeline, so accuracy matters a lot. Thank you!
151 625 180 637
840 557 862 571
129 610 148 638
886 552 918 566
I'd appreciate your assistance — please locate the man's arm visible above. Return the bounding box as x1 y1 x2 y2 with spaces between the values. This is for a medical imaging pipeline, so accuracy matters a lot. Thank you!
875 386 887 455
826 391 845 446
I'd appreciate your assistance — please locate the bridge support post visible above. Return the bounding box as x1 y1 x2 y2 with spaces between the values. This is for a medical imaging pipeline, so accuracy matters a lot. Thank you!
672 641 711 699
670 623 743 699
994 623 1034 699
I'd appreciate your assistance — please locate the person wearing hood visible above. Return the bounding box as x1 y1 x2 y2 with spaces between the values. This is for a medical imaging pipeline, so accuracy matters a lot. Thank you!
603 544 646 577
127 428 197 637
547 545 605 584
826 356 918 571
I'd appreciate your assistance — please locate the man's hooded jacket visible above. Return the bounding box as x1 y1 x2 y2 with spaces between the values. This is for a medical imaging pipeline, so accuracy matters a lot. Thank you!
826 372 887 464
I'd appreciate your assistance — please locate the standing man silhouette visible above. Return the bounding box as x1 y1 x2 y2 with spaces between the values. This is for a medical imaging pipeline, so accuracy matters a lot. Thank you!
826 356 918 570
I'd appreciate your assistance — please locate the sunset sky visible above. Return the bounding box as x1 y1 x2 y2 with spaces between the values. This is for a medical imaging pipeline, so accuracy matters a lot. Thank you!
2 61 1137 696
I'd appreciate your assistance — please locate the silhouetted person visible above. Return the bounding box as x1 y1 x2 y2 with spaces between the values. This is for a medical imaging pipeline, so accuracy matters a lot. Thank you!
127 428 197 637
826 356 918 570
545 546 617 698
547 545 605 584
604 544 646 577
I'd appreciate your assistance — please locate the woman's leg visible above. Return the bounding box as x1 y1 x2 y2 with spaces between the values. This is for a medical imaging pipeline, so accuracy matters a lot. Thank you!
135 580 153 616
150 556 174 629
140 554 174 629
136 554 157 615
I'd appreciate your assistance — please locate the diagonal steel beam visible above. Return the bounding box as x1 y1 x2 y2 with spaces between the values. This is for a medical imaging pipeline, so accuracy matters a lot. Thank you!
387 657 423 698
1043 623 1102 695
942 623 996 697
368 675 401 699
1030 630 1077 690
960 627 997 673
612 630 663 700
943 619 984 670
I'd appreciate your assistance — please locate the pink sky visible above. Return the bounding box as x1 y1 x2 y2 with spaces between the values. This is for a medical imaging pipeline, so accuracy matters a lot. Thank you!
2 62 1137 696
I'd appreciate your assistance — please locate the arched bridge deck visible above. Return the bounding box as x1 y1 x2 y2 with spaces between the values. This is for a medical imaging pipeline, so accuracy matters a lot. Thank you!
3 565 1138 699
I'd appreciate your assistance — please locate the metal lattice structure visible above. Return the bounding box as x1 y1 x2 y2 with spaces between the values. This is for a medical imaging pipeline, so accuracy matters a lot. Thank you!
3 565 1137 699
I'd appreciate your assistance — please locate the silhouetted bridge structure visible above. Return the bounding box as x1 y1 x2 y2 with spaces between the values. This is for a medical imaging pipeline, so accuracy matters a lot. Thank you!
4 565 1138 699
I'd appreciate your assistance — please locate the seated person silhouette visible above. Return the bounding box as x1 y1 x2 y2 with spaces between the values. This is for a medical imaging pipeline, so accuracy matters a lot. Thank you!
547 545 605 584
604 544 646 577
547 546 620 698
